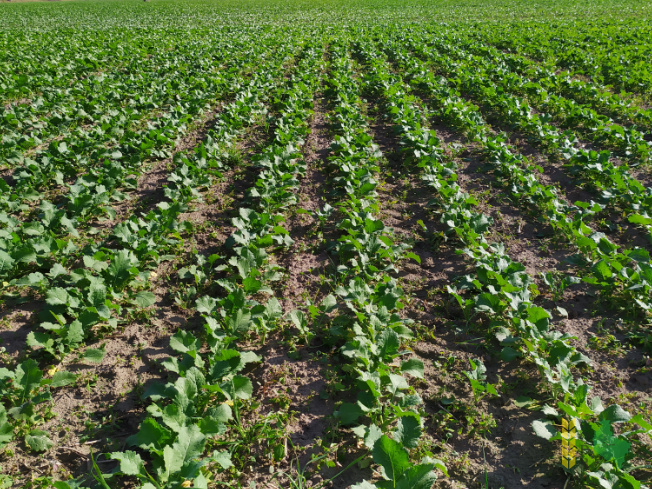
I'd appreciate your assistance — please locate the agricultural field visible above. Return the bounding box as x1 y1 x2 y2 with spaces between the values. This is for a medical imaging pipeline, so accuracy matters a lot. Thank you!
1 0 652 487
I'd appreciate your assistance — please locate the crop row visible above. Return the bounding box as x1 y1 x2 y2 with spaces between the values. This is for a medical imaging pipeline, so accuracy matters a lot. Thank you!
373 35 652 328
395 31 652 245
312 40 444 489
107 38 324 488
355 36 652 489
0 34 306 475
470 20 652 98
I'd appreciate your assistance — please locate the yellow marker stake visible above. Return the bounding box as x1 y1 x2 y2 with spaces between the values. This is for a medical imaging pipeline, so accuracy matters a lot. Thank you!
561 418 578 469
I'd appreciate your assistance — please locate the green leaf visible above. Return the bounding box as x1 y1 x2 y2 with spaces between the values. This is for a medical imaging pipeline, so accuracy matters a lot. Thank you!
107 250 138 289
211 450 233 470
500 346 520 361
598 404 631 423
628 213 652 225
400 359 424 379
111 450 147 476
320 294 337 312
67 320 84 346
25 430 53 452
406 252 421 264
127 418 171 450
396 463 438 489
631 414 652 431
351 482 376 489
133 291 156 308
242 277 262 293
593 419 631 468
16 359 42 397
532 420 556 440
89 283 107 307
225 308 251 334
395 414 421 448
225 375 253 400
513 396 534 408
50 371 77 388
83 346 106 364
592 260 613 281
163 425 205 476
372 435 411 482
45 287 69 306
200 404 232 435
352 424 382 449
0 250 14 272
0 405 13 446
336 402 364 425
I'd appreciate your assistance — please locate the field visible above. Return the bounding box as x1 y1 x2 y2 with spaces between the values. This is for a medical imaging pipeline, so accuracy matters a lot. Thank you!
1 0 652 487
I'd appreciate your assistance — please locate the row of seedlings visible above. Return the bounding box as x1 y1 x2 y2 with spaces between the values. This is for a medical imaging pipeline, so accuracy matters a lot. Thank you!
471 21 652 97
358 37 652 489
0 31 240 168
422 30 652 164
312 39 444 489
445 30 652 132
0 37 276 289
106 38 325 488
389 37 652 322
0 38 302 467
399 30 652 232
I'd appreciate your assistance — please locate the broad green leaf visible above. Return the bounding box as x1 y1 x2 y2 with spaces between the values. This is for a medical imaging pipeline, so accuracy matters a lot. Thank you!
83 346 106 364
395 414 421 448
400 358 424 379
162 425 205 476
16 359 42 396
631 414 652 431
593 419 631 468
107 250 138 289
352 424 382 449
351 482 376 489
628 214 652 225
133 291 156 308
598 404 631 423
532 420 556 440
127 418 171 450
396 463 438 489
25 430 53 452
225 375 253 400
406 252 421 264
372 435 411 482
0 405 13 446
211 450 233 470
336 402 364 425
111 451 147 476
500 346 520 361
45 287 69 306
0 251 14 272
169 330 199 354
67 320 85 345
592 260 613 281
89 284 107 307
50 371 77 388
513 396 535 408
